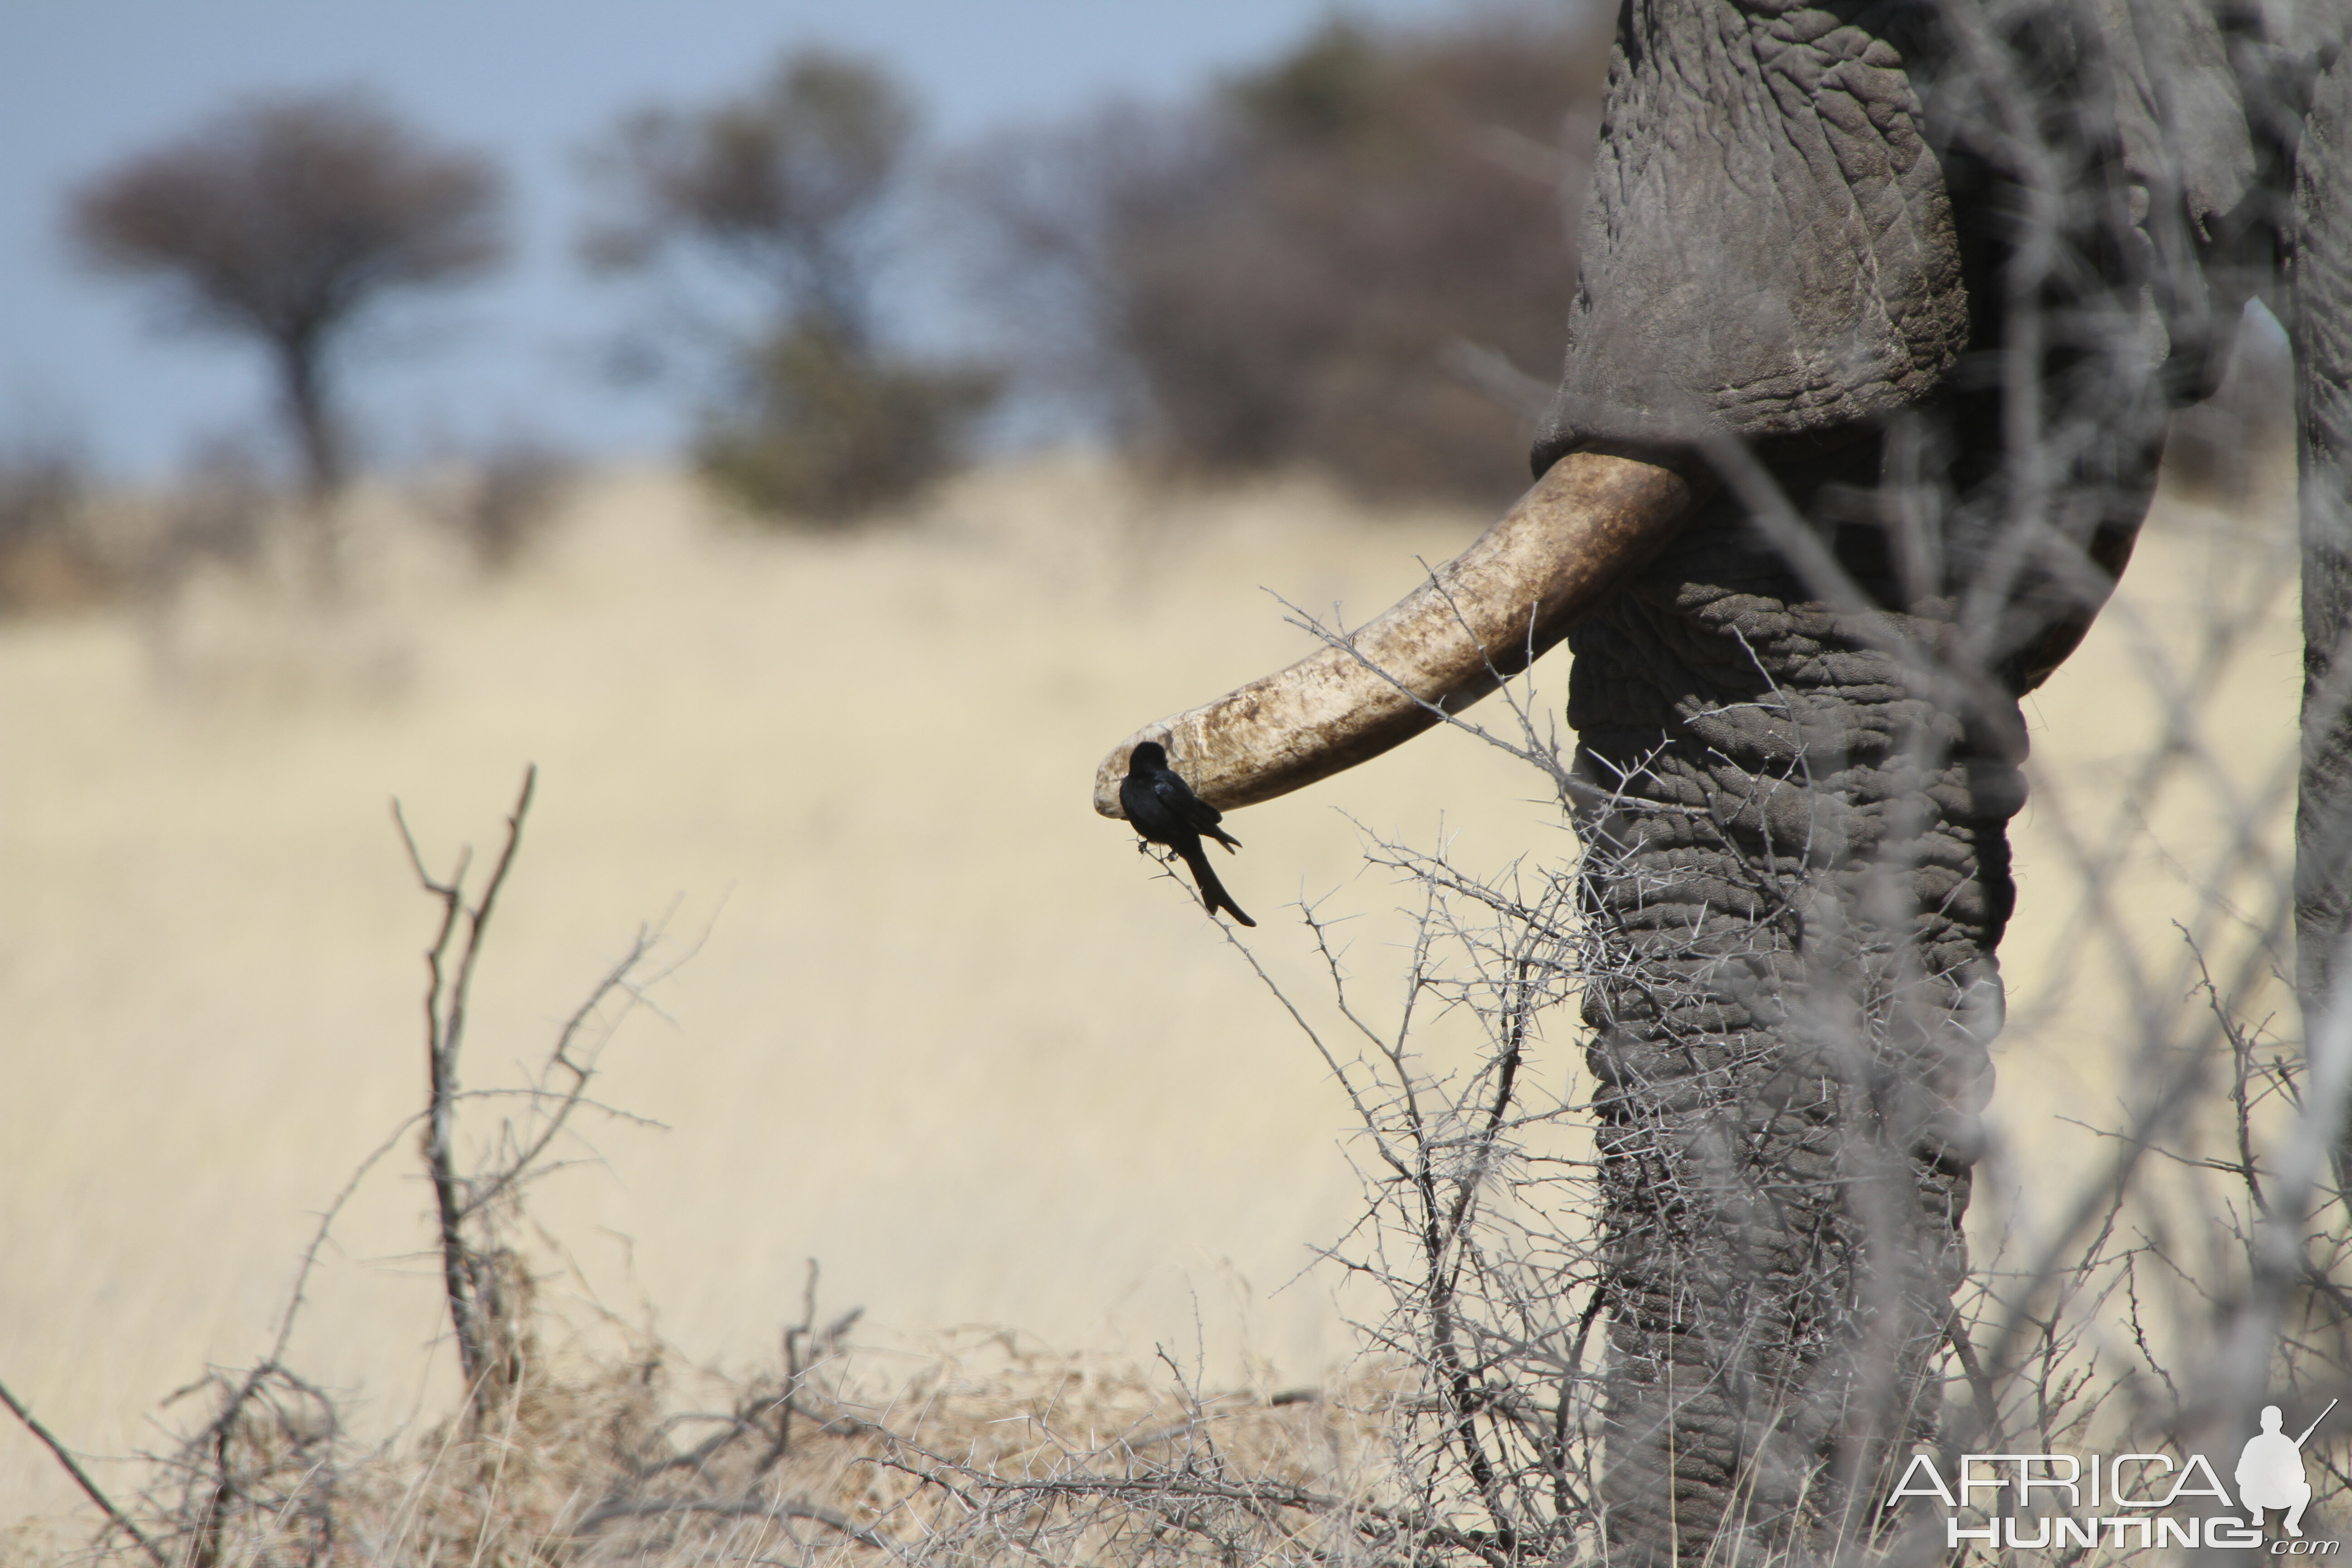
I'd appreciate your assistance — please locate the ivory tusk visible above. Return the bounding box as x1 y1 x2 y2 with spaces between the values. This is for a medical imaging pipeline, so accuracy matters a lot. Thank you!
1093 447 1709 818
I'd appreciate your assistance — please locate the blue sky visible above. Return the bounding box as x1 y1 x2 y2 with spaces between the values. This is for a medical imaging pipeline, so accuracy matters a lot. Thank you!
0 0 1484 476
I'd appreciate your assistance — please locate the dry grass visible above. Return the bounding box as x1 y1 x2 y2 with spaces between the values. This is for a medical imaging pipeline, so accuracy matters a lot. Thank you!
0 454 1557 1532
49 1315 1401 1568
0 443 2302 1551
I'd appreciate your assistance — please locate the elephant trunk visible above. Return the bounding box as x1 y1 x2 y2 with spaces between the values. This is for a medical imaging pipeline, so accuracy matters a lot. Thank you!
1568 438 2049 1563
1090 447 1707 818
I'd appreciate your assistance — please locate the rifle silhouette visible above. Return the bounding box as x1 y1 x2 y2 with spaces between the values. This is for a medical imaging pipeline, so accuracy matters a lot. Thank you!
2295 1398 2339 1448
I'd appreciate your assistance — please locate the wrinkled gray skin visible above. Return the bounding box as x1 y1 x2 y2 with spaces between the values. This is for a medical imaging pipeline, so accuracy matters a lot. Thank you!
1534 2 2349 1561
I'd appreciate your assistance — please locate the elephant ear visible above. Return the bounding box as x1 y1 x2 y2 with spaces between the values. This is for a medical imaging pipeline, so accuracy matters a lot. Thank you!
1536 2 1968 465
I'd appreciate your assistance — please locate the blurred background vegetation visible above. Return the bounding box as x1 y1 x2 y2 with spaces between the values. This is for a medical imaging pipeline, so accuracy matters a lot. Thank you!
1 2 1612 607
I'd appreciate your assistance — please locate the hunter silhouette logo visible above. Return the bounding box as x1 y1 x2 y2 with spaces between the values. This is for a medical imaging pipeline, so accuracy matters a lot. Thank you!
2240 1401 2336 1538
1886 1397 2340 1552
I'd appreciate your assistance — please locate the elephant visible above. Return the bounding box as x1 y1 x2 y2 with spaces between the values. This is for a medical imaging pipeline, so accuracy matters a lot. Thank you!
1095 2 2351 1563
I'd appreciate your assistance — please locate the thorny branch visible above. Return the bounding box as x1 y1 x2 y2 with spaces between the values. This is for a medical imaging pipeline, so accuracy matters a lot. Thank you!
0 1379 166 1567
395 763 539 1405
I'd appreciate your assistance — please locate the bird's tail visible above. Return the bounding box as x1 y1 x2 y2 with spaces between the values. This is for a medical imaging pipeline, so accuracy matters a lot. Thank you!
1182 843 1257 927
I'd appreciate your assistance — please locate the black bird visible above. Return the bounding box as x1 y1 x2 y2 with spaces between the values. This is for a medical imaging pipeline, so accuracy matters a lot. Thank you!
1120 740 1255 926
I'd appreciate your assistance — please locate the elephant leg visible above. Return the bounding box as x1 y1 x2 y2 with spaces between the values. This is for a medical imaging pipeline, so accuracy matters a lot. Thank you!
2297 49 2352 1018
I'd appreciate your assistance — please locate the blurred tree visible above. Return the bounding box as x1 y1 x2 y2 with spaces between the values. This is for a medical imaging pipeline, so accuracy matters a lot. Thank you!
587 49 994 524
72 94 504 588
696 319 993 519
957 9 1611 505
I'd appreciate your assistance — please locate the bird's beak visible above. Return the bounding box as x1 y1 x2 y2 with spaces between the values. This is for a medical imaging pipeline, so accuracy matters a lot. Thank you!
1091 447 1708 818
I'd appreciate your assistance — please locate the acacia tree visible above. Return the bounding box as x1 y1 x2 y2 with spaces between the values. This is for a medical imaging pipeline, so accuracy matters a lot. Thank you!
73 94 505 588
586 49 993 522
